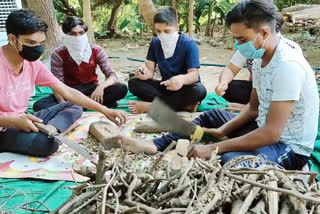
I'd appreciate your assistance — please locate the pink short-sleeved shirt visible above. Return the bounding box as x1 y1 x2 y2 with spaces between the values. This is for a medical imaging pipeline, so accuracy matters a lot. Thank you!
0 46 59 116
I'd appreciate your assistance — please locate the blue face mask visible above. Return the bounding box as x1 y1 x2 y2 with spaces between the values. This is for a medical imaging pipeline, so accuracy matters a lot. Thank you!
234 32 266 59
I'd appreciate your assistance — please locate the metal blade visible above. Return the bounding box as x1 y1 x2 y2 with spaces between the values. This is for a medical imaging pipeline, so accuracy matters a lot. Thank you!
34 122 93 162
55 135 94 162
147 97 196 137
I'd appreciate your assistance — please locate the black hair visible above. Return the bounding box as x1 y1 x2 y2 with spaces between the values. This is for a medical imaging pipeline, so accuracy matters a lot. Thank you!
226 0 279 33
275 12 284 33
153 7 178 25
5 9 48 37
62 16 88 34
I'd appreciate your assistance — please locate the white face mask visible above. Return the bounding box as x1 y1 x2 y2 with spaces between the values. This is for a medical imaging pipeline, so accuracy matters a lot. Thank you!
158 31 179 59
63 33 92 65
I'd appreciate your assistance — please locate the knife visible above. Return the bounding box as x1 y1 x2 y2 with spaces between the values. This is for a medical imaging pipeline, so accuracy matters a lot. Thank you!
34 122 94 162
147 98 204 143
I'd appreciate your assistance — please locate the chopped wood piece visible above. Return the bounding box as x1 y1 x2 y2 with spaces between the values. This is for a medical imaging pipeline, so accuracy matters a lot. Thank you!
89 121 120 150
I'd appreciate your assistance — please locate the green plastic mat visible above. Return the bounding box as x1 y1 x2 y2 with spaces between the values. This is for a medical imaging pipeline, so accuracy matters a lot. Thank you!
27 85 229 114
309 83 320 180
0 178 74 213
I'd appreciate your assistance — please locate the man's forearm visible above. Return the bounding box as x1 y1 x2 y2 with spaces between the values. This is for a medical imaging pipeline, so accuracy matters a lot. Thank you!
53 92 65 103
220 104 258 136
64 88 107 113
219 66 236 84
215 126 277 154
181 70 199 85
0 115 16 127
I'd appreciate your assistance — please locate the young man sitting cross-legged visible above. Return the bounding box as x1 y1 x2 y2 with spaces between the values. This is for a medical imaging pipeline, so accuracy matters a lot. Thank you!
33 16 128 112
119 0 319 170
128 7 207 114
0 10 127 157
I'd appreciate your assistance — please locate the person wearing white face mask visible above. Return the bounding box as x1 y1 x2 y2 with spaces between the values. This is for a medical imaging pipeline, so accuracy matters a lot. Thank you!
33 16 128 112
128 7 207 114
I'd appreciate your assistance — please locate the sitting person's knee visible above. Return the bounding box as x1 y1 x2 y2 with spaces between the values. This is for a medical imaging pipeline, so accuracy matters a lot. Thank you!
29 133 59 157
118 83 128 97
190 83 207 100
63 101 83 117
128 78 141 92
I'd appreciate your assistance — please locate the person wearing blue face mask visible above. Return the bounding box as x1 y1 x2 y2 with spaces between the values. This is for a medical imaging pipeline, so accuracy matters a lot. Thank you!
215 13 302 112
116 0 319 171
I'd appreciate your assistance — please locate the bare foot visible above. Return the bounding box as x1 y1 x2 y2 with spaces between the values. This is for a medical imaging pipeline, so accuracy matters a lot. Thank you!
118 134 157 154
184 101 200 112
128 101 151 114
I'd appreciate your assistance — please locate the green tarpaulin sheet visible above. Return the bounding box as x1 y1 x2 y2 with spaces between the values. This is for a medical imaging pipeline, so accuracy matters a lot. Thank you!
0 178 74 213
27 85 229 114
309 83 320 180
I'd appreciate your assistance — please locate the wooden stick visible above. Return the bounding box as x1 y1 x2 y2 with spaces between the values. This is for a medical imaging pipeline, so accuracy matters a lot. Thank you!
101 167 118 214
267 171 279 214
239 187 261 214
225 172 320 204
126 174 138 201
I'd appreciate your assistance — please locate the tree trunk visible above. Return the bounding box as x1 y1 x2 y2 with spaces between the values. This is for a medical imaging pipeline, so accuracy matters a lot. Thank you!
138 0 157 35
26 0 62 60
205 4 212 36
107 0 123 37
172 0 176 9
21 0 27 8
188 0 194 37
83 0 95 43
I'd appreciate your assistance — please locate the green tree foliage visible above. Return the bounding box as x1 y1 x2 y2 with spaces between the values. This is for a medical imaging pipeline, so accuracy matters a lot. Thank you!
53 0 318 37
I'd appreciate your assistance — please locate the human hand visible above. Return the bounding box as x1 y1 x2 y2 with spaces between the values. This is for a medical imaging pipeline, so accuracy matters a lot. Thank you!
135 64 151 80
160 75 184 91
215 82 229 96
91 85 105 104
13 114 43 132
103 109 127 126
187 144 217 159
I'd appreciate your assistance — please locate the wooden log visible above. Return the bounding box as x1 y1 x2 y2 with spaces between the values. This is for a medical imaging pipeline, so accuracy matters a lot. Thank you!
279 198 291 214
95 146 108 184
250 199 267 214
134 121 170 133
176 139 191 156
238 187 261 214
169 140 190 175
89 121 120 150
282 4 319 13
267 171 279 214
73 162 96 179
231 199 244 214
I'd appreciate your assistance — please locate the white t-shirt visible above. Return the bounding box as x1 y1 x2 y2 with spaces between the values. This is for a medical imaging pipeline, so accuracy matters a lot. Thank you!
230 34 303 69
252 39 319 156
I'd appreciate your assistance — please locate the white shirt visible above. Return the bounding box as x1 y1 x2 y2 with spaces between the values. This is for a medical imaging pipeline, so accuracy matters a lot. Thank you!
252 39 319 156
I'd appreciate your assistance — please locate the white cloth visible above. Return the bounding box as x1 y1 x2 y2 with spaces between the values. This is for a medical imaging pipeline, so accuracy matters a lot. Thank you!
63 33 92 65
158 32 180 59
230 50 247 68
252 39 319 156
